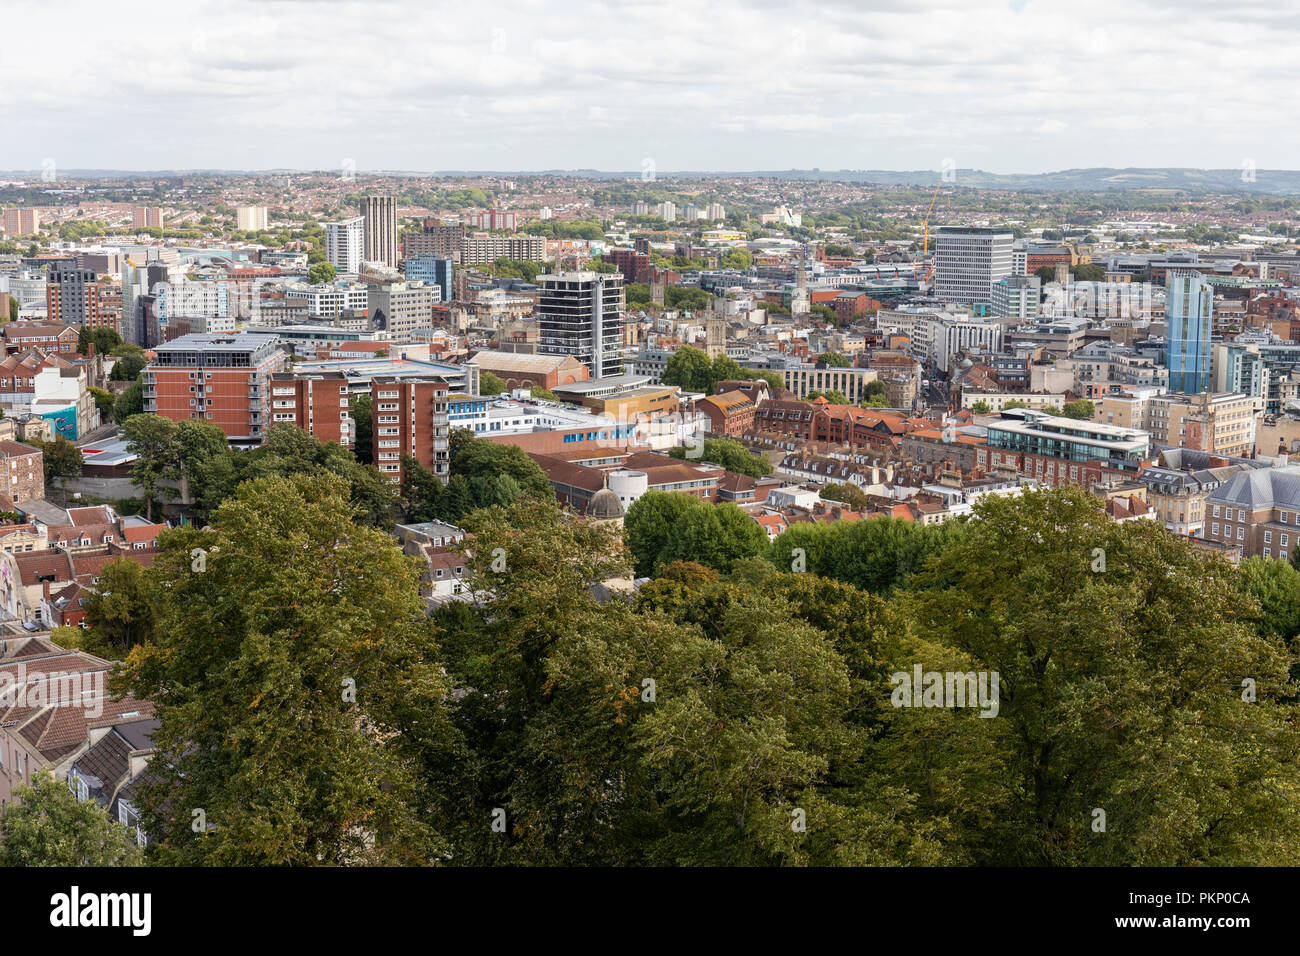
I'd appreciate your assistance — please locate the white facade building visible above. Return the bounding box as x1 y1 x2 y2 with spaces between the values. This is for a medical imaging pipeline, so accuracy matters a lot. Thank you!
934 226 1014 308
325 216 364 275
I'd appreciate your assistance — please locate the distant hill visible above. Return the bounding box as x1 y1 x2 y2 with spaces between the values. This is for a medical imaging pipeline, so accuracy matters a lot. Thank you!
6 166 1300 194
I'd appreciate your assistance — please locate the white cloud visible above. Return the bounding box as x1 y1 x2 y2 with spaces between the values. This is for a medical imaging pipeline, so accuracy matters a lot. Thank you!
1 0 1294 171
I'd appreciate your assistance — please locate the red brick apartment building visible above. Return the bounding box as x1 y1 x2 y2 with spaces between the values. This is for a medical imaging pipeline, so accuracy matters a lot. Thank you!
270 371 352 447
143 333 287 446
2 323 77 356
371 375 450 484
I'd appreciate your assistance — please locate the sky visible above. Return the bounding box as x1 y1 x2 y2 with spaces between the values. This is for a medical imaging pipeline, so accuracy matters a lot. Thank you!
3 0 1295 174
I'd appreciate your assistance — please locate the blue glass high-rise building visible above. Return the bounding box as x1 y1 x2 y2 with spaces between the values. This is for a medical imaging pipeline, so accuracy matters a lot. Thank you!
404 256 453 303
1165 270 1212 394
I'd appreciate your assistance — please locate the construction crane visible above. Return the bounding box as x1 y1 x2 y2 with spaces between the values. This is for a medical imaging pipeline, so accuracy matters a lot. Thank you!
921 179 943 255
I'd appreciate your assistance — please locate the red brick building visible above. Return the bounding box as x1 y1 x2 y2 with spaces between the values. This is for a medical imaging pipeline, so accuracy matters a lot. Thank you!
2 323 77 356
143 334 288 446
468 350 590 391
696 390 757 438
270 371 352 448
751 399 815 439
973 444 1135 489
371 375 450 485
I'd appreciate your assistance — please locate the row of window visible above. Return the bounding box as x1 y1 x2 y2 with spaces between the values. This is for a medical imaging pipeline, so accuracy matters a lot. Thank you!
1212 504 1291 524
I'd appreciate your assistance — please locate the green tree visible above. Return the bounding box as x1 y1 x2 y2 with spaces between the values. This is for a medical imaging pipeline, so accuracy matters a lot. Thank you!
117 473 453 865
176 419 234 517
32 435 82 488
769 514 964 595
109 345 147 382
236 422 399 530
401 454 444 522
624 490 767 577
1060 399 1095 420
89 386 118 422
81 558 158 659
123 414 181 521
479 371 508 396
452 437 550 498
0 772 143 866
77 326 122 356
1236 557 1300 646
668 437 768 478
902 487 1300 865
969 400 991 414
350 394 372 464
661 346 714 393
308 261 337 284
7 298 16 322
819 351 851 367
115 379 144 420
820 482 870 511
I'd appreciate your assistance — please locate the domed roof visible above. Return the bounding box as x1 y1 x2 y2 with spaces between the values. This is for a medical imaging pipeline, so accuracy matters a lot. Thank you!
588 486 625 520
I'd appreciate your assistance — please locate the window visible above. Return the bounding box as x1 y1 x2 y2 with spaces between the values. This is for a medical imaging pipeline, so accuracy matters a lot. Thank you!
1284 534 1290 548
1265 531 1272 544
1265 548 1272 558
1212 505 1220 517
1282 512 1289 524
1237 527 1245 540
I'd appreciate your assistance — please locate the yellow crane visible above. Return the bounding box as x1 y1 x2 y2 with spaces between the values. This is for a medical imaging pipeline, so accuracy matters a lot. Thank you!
922 180 943 254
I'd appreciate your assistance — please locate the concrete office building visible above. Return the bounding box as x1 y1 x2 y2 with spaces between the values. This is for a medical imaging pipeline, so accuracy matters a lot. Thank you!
458 235 546 266
934 226 1014 308
1212 343 1269 412
45 260 100 327
368 282 437 338
990 275 1040 321
361 195 398 269
325 216 365 275
538 272 625 380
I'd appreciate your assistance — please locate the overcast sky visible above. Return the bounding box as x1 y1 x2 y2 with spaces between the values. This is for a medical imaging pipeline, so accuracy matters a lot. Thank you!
2 0 1293 174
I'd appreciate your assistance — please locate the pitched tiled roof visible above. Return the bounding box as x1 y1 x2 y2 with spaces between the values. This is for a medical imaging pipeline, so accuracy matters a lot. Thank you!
0 440 39 458
122 524 165 544
18 697 154 760
12 549 75 586
67 506 115 527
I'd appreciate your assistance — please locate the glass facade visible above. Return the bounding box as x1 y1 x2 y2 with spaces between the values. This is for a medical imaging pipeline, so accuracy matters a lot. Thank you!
1165 271 1212 394
986 413 1149 471
404 256 452 303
